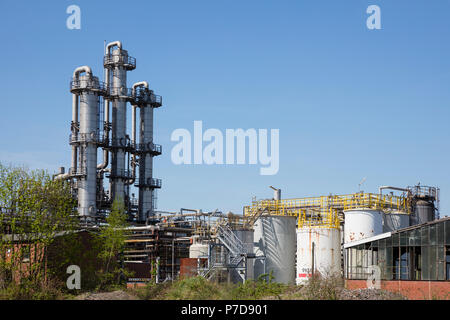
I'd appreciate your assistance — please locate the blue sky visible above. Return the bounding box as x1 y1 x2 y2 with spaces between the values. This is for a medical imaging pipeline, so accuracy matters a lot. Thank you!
0 1 449 216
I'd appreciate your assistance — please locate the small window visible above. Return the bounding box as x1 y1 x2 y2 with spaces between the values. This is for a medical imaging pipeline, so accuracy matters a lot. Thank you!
21 246 30 262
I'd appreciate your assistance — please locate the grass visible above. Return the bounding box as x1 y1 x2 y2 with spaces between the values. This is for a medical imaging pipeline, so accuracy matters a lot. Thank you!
131 275 289 300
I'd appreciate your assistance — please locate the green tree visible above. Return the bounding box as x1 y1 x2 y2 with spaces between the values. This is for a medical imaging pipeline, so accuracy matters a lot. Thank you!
96 197 131 289
0 163 77 297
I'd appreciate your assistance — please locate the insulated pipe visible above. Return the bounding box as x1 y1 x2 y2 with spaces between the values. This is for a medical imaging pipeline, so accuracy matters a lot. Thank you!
57 67 93 181
54 172 71 181
97 68 110 170
132 81 149 92
126 104 137 185
71 93 79 174
105 41 122 55
72 66 92 78
57 68 92 181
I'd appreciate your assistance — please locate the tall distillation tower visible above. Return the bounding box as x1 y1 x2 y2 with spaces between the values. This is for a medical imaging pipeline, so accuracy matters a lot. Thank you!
56 41 162 224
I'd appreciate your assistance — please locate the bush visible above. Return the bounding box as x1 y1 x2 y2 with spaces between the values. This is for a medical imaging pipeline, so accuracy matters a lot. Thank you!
0 277 65 300
231 273 287 300
133 281 171 300
300 275 344 300
163 276 231 300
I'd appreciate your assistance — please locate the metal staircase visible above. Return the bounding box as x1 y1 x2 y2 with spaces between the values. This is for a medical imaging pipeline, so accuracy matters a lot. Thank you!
245 205 269 228
198 221 252 281
217 223 247 266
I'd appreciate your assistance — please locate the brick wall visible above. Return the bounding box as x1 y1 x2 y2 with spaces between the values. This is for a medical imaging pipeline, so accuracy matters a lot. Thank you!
346 279 450 300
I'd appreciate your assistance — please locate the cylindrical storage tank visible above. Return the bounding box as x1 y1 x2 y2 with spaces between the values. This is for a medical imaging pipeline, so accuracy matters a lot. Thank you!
189 243 209 259
411 200 435 225
344 209 383 243
253 215 296 284
231 229 254 283
296 228 341 285
383 212 410 232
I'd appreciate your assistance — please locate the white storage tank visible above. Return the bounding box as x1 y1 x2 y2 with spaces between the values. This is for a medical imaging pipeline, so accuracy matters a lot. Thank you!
344 208 383 243
189 243 209 259
253 215 296 284
383 211 410 232
296 227 341 285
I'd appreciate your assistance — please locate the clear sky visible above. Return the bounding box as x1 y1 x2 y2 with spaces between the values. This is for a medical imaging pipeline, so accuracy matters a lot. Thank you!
1 0 449 216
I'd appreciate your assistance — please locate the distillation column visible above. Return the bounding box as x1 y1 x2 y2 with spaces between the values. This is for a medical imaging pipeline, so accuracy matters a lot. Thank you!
133 84 162 222
139 100 155 221
104 42 136 203
70 67 105 217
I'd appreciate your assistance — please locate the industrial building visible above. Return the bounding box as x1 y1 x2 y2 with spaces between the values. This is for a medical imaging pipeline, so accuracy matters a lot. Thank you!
49 41 449 298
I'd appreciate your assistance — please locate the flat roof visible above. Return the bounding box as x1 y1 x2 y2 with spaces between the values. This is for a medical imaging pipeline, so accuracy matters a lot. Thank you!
344 232 391 249
344 216 450 249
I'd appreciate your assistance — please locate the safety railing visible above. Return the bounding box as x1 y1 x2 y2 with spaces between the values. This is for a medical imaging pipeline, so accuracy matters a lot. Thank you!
108 87 133 99
407 185 439 199
69 132 109 145
106 169 133 179
103 53 136 70
244 192 411 229
297 208 340 229
68 167 86 176
132 87 163 106
134 177 162 188
70 78 108 94
132 142 162 155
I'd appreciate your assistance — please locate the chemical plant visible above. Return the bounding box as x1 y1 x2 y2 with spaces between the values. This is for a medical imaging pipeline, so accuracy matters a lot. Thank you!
54 41 449 298
55 41 162 224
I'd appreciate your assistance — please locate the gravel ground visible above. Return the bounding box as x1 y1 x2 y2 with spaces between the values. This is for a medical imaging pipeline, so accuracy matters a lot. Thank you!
74 287 406 300
75 290 139 300
337 288 406 300
265 286 406 300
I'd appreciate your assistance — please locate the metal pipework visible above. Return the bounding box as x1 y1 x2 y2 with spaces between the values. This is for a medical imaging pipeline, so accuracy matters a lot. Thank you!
379 186 410 196
126 104 137 185
269 186 281 201
56 67 93 181
97 67 110 170
98 42 123 171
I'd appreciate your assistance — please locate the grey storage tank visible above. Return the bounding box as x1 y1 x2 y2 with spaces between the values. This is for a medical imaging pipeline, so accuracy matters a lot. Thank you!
253 215 296 284
411 199 435 225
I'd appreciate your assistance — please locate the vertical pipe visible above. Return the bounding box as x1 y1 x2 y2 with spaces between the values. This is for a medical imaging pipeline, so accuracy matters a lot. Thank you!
127 105 137 185
71 93 79 173
98 68 110 170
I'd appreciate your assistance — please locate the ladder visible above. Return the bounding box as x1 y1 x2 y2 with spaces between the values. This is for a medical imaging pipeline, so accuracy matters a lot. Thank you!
246 205 269 227
217 223 247 266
